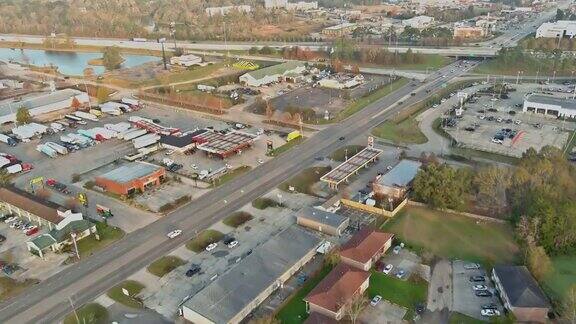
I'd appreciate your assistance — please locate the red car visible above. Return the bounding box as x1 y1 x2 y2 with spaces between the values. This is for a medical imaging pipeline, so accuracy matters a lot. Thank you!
25 227 39 236
21 163 33 172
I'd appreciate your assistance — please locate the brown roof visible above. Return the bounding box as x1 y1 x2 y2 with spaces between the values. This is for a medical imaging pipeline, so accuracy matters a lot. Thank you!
0 187 64 225
340 228 394 264
304 263 370 313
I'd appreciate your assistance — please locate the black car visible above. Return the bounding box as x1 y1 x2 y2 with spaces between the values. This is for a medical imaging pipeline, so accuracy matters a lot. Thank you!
338 136 345 141
469 275 486 282
481 303 498 310
223 237 236 245
475 290 493 297
186 265 201 277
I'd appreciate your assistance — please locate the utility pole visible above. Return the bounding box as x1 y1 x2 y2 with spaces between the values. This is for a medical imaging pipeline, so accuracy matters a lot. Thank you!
159 39 167 70
68 296 80 324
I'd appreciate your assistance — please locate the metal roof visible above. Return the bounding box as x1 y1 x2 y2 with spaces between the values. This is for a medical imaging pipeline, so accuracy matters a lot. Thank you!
321 147 382 185
243 61 305 80
196 130 256 156
0 89 85 117
182 226 321 323
296 207 349 229
376 160 422 188
97 162 162 184
525 94 576 111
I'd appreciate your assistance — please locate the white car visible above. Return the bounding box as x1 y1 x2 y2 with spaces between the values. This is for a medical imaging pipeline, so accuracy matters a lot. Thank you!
4 216 16 223
257 158 264 164
395 269 406 279
514 120 522 125
165 149 175 156
191 164 198 170
481 309 500 317
473 284 488 291
227 240 238 248
464 263 481 270
166 230 182 239
383 264 394 274
393 245 402 254
370 295 382 306
491 138 503 145
205 243 218 252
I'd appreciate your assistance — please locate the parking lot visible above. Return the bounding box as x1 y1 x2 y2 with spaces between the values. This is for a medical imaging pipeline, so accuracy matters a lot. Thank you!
441 83 574 158
381 248 423 281
452 260 502 320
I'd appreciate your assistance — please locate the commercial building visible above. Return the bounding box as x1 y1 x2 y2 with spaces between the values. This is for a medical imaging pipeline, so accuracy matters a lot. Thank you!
322 23 358 37
286 1 318 11
304 263 370 320
194 130 257 159
159 130 206 153
523 94 576 118
27 219 97 259
239 61 306 87
317 74 364 90
95 162 166 196
181 226 321 324
205 5 252 17
0 186 84 231
372 159 422 199
0 89 89 124
170 54 202 67
340 228 394 271
264 0 287 9
536 20 576 38
453 26 487 39
296 207 350 236
492 266 550 323
320 146 382 190
402 16 435 29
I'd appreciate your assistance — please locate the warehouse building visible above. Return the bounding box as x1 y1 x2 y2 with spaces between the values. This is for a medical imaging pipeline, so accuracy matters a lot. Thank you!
536 20 576 38
304 263 370 321
0 186 84 231
95 162 166 196
239 61 306 87
0 89 89 124
492 266 550 323
181 226 322 324
523 94 576 118
296 207 349 236
373 160 422 199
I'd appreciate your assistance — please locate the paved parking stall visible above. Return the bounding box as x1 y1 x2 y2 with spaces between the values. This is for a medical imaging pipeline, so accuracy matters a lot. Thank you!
452 260 502 320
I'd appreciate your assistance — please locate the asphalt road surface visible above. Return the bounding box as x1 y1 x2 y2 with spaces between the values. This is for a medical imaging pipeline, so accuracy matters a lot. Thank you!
0 60 479 324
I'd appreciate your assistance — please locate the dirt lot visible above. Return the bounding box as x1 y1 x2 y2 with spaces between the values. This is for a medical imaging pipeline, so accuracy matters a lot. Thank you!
442 83 575 157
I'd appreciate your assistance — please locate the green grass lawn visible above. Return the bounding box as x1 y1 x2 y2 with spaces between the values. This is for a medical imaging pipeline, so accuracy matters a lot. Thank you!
544 255 576 304
223 211 254 228
450 147 519 165
367 271 427 320
267 137 305 157
382 206 519 265
107 280 145 308
252 197 282 210
155 63 228 85
372 118 428 145
278 166 331 196
63 303 109 324
276 265 333 324
448 312 485 324
320 78 408 124
330 145 365 162
147 256 186 277
68 222 124 260
0 277 39 302
186 229 224 252
212 166 251 187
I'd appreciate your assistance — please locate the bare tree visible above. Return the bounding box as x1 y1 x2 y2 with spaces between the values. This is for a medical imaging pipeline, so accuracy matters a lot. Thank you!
343 293 367 324
565 284 576 324
323 249 340 268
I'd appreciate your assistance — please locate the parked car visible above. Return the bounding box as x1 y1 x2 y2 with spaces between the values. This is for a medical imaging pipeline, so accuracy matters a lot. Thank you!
186 265 201 277
25 227 39 236
383 264 394 275
475 290 493 297
205 243 218 252
166 230 182 239
469 276 486 282
481 303 498 310
481 309 500 317
395 269 406 279
224 237 238 248
473 284 488 291
464 263 481 270
370 295 382 306
393 245 402 254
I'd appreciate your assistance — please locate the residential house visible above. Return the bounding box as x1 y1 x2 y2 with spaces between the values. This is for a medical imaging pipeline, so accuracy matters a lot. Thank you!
340 228 394 271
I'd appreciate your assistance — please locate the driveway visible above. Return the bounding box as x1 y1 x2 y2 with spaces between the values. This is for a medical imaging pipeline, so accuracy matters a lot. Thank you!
360 300 406 324
427 259 453 312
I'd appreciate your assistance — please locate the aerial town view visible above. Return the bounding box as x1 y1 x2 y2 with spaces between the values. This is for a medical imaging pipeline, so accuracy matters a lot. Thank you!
0 0 576 323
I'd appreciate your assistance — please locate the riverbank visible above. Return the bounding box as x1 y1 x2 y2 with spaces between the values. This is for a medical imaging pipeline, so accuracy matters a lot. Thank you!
0 41 164 57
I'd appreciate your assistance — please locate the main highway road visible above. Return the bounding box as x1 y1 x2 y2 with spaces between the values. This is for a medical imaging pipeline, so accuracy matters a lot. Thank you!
0 60 478 324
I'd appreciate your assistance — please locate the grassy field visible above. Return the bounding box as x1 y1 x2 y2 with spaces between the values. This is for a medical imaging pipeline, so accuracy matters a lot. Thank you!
544 255 576 304
63 303 109 324
67 222 124 261
223 211 253 228
186 229 224 252
321 78 408 124
0 277 39 302
252 197 282 210
372 118 428 144
107 280 145 308
382 206 519 265
154 63 228 85
276 265 333 324
367 271 427 320
450 147 519 165
279 166 331 196
267 137 304 157
212 166 251 187
448 312 485 324
330 145 365 162
147 256 186 277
